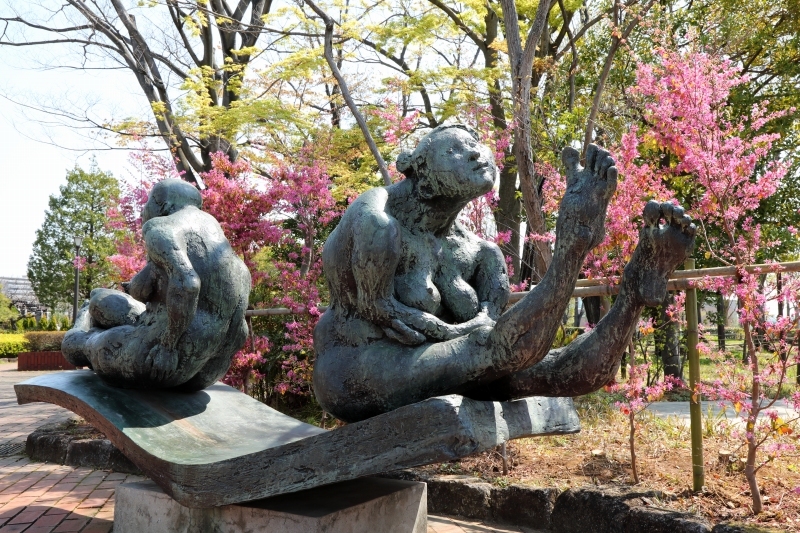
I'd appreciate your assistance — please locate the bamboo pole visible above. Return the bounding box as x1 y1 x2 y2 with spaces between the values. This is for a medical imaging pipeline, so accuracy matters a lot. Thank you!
568 260 800 288
684 258 705 492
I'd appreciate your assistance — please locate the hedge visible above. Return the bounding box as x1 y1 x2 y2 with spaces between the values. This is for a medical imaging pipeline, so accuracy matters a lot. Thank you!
23 331 67 352
0 334 31 357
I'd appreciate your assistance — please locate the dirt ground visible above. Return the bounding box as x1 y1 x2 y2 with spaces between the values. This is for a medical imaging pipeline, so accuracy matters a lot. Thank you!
417 393 800 532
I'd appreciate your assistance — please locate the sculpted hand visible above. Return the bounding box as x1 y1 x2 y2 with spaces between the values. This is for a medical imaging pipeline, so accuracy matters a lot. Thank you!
383 319 426 346
448 305 495 338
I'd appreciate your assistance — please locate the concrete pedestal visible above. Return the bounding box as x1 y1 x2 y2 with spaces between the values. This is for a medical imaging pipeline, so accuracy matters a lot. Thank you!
114 477 427 533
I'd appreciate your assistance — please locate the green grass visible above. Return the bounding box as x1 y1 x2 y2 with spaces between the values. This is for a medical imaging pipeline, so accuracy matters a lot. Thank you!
621 331 799 400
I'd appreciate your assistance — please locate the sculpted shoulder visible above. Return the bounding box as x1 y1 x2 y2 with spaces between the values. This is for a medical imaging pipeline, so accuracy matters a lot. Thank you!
348 187 389 215
337 186 398 235
142 213 177 244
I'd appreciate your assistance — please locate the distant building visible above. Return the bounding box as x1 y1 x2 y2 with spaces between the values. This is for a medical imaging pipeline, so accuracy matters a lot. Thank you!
0 277 48 319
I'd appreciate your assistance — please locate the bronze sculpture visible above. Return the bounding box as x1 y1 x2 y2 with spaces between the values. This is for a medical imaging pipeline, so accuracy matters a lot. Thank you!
313 125 695 422
24 126 696 505
62 179 251 391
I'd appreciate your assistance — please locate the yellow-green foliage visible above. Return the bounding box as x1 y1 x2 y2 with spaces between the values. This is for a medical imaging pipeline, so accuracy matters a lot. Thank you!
0 334 30 357
551 325 581 349
23 332 67 352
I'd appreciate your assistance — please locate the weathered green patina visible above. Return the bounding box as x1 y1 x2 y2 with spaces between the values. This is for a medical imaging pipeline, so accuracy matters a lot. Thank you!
314 125 696 422
16 371 580 508
62 179 251 391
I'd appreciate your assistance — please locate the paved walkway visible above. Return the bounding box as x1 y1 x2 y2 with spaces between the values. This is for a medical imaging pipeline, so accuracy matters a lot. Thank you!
647 399 799 427
0 363 535 533
0 364 72 457
0 456 142 533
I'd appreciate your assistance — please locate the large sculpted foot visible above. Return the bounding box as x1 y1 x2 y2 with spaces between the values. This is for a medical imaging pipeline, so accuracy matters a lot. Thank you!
557 144 618 255
627 201 696 306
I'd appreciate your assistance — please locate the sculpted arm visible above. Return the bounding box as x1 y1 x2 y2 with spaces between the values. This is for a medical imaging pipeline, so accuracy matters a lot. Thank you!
474 241 510 319
127 262 156 302
144 221 200 350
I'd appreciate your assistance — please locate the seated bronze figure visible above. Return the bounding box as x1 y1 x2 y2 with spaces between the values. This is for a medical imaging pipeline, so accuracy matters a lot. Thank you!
63 179 251 391
313 125 695 422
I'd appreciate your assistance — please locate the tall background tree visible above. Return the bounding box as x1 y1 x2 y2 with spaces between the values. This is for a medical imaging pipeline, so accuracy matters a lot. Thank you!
27 165 121 311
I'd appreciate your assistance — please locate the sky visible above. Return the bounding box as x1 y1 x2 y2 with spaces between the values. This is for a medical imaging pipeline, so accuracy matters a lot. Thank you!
0 46 145 277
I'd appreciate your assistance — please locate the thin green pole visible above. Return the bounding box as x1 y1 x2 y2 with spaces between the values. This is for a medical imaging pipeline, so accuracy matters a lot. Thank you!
684 258 705 492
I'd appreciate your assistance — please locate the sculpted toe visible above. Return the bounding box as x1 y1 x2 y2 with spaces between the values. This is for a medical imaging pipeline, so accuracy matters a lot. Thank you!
562 146 580 173
585 144 599 170
599 156 614 176
661 202 675 222
643 200 661 226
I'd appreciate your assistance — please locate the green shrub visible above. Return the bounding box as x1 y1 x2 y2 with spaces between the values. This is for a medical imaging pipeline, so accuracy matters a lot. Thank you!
23 331 67 352
0 334 30 357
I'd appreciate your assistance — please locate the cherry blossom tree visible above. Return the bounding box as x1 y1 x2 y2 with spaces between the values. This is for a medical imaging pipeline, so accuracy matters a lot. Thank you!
587 46 793 513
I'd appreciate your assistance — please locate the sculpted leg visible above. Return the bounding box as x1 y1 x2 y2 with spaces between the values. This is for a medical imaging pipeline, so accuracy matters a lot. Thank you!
63 288 146 368
472 201 696 400
487 145 617 374
89 288 146 328
62 303 94 368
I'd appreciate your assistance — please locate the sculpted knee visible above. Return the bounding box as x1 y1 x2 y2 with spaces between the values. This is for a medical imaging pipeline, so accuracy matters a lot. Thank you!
89 288 145 328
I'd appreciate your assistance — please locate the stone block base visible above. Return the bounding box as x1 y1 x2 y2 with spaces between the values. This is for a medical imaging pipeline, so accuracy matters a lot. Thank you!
114 477 427 533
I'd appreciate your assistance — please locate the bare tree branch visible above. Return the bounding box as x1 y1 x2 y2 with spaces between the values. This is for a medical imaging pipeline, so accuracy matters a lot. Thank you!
583 0 656 154
500 0 556 276
304 0 391 186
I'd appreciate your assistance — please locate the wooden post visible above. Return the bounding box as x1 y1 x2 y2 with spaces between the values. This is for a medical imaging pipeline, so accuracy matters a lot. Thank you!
685 258 705 492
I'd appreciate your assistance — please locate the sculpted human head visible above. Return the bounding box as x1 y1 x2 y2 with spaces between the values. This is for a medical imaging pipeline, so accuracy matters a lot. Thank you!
142 179 202 223
397 125 496 202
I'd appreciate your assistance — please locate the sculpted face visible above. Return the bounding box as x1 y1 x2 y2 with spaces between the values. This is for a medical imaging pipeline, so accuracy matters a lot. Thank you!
416 127 496 201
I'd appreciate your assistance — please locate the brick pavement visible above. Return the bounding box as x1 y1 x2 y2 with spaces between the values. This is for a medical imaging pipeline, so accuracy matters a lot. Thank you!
0 363 540 532
0 363 72 455
0 455 144 533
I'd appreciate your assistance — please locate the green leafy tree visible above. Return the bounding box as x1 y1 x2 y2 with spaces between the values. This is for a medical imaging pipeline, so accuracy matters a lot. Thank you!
27 165 121 310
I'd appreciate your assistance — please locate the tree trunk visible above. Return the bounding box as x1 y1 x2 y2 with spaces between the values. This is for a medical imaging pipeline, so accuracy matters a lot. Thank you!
499 0 555 280
658 293 682 380
629 411 638 484
716 293 726 351
495 165 522 280
584 296 604 326
743 322 764 514
483 8 522 280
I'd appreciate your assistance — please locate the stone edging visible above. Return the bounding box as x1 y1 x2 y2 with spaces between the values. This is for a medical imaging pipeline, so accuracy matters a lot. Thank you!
26 421 141 475
380 470 779 533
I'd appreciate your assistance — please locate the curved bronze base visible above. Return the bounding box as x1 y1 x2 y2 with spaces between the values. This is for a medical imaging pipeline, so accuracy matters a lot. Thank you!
15 371 579 508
